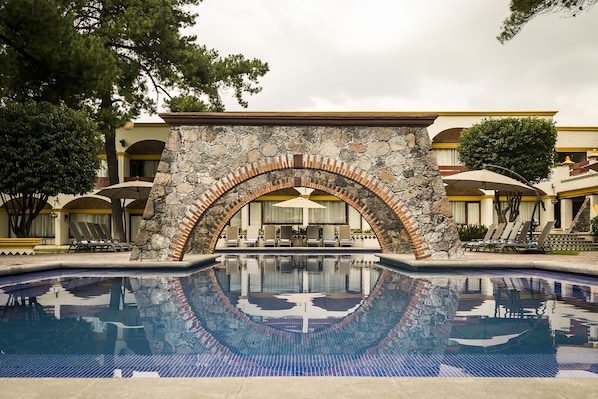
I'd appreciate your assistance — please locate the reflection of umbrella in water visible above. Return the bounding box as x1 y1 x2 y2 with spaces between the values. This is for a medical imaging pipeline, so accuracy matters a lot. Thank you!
61 277 112 298
443 169 536 193
451 331 529 348
450 318 533 348
96 308 143 327
2 281 52 298
96 180 153 200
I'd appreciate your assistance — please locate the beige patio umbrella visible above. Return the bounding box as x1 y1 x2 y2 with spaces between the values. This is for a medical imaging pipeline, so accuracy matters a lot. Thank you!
443 168 543 240
95 180 153 241
95 180 153 200
442 169 536 193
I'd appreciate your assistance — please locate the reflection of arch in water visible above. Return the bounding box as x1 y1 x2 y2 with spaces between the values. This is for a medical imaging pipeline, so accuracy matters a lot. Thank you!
131 267 562 376
132 267 464 375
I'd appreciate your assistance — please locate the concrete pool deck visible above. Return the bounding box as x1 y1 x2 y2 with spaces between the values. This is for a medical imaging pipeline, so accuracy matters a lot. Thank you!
0 248 597 398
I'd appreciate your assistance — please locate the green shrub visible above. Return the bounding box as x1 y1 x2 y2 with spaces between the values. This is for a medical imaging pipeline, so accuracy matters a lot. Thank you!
457 224 488 241
591 216 598 237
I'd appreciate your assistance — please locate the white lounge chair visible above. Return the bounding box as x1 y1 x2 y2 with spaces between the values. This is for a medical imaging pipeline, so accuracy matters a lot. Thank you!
244 225 260 247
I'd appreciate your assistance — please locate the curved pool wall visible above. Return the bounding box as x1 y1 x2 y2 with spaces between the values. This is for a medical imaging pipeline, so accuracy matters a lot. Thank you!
0 254 596 378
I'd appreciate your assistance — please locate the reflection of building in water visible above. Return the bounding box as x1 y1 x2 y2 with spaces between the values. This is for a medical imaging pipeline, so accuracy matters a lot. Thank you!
0 276 148 359
0 262 598 377
452 273 598 377
218 255 376 333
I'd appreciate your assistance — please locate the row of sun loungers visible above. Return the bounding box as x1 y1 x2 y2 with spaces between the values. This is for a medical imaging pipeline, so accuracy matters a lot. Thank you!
68 221 132 252
224 225 353 247
463 220 554 253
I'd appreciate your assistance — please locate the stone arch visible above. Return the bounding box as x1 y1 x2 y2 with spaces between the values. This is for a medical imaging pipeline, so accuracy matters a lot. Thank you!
131 112 462 262
172 154 425 259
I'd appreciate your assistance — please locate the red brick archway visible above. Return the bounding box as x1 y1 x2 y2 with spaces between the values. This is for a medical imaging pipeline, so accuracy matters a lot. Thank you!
168 154 430 261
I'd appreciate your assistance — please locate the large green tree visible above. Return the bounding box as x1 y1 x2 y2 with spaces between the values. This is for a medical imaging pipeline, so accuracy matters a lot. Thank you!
0 101 103 237
498 0 597 43
457 117 557 223
0 0 269 240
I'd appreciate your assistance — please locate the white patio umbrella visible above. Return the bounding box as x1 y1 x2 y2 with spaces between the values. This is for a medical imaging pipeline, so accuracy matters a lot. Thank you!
273 187 325 227
272 187 325 209
272 196 326 209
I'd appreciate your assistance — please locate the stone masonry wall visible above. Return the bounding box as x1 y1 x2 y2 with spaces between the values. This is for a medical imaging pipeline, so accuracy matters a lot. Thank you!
131 113 462 261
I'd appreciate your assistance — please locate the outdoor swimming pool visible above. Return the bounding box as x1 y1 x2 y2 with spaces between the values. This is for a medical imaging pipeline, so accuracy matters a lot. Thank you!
0 254 597 378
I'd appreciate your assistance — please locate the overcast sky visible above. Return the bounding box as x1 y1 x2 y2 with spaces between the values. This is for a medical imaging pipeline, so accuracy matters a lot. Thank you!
146 0 598 126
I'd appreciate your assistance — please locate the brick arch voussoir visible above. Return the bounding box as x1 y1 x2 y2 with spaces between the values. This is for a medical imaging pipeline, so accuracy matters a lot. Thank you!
298 177 392 252
302 154 430 259
204 179 297 253
169 154 431 260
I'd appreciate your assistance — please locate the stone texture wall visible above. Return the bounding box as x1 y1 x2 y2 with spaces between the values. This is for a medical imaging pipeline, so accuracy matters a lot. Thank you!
131 113 462 261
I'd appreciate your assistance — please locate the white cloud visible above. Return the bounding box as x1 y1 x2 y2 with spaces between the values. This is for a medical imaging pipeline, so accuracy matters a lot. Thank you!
153 0 598 126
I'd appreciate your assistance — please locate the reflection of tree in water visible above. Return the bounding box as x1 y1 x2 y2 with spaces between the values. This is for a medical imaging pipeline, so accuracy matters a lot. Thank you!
0 287 96 354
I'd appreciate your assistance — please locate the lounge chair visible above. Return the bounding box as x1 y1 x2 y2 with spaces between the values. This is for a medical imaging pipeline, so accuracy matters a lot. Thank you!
225 225 240 247
97 223 132 251
467 223 505 251
244 225 260 247
88 222 130 251
462 224 496 251
338 225 353 247
481 221 515 252
322 225 337 247
500 221 555 253
306 225 321 247
67 221 95 252
263 225 277 247
278 225 293 247
495 221 532 253
78 222 119 252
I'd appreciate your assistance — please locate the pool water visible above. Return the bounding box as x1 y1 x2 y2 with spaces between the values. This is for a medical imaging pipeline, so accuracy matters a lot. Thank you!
0 254 597 378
